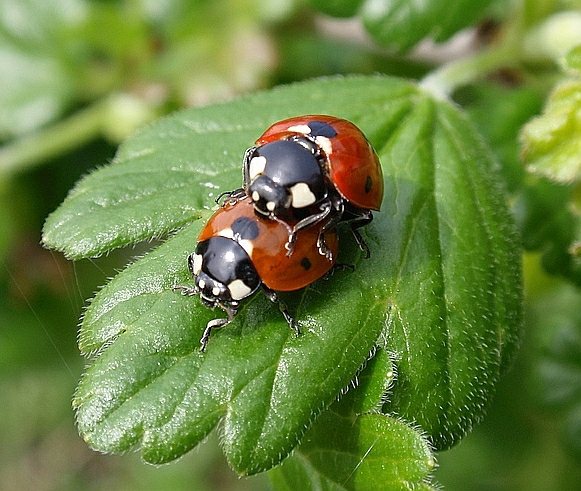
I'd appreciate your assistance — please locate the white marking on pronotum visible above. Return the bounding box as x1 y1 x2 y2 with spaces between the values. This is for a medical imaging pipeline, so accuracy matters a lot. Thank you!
266 201 276 212
248 156 267 180
290 182 317 208
238 239 254 257
315 135 333 155
218 227 254 256
212 286 221 296
228 279 252 300
192 253 203 275
287 124 311 134
252 191 260 202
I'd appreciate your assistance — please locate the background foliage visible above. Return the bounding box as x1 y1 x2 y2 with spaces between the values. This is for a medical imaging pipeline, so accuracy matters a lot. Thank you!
2 0 581 490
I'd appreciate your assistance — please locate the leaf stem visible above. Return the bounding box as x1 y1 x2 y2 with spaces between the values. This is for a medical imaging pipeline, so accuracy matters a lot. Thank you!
0 99 110 177
420 34 520 99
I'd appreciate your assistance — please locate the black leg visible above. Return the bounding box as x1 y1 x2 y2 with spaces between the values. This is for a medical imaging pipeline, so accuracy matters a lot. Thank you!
243 146 257 189
200 304 238 351
262 286 301 337
215 187 246 206
349 211 373 259
288 195 343 259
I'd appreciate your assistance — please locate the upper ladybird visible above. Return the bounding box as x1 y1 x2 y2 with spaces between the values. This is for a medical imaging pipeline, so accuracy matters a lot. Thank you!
241 115 383 258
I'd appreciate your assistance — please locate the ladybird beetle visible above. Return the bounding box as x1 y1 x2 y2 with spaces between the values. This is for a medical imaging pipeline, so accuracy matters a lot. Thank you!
239 115 383 258
175 196 338 350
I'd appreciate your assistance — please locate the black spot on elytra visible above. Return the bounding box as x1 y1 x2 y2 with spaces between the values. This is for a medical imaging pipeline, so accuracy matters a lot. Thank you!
365 175 372 194
231 216 260 240
308 121 337 138
301 257 312 270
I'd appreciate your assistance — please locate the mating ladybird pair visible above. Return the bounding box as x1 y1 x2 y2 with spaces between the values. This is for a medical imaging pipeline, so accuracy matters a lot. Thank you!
176 115 383 350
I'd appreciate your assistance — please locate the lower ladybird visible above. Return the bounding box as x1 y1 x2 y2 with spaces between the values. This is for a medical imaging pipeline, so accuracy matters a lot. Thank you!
174 196 338 350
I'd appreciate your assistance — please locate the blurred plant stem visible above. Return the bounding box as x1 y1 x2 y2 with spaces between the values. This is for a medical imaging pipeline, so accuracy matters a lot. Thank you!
420 41 520 98
0 101 109 177
420 17 523 98
0 93 155 178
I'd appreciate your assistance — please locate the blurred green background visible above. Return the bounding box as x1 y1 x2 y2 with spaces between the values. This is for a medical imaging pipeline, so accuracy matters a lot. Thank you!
2 0 581 489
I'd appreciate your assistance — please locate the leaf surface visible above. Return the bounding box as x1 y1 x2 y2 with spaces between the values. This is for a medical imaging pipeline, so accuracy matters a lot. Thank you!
44 75 522 473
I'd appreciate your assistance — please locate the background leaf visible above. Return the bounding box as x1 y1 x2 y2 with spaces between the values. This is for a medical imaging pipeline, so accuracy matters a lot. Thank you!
533 285 581 459
361 0 498 52
44 75 522 474
520 79 581 183
0 0 84 137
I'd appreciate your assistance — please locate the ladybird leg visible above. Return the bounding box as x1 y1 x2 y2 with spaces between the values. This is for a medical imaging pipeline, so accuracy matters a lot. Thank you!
348 210 373 259
266 214 296 256
286 199 335 257
215 188 246 206
173 285 199 295
242 146 257 188
314 196 345 259
262 286 301 337
170 255 200 294
321 262 355 280
200 303 238 351
285 231 297 257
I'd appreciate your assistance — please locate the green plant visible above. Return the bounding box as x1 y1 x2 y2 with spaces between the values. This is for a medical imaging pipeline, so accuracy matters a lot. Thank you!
3 0 578 490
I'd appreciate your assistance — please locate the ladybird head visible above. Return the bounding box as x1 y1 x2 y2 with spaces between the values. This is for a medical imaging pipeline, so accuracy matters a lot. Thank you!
195 271 231 307
247 174 292 217
189 237 261 308
244 138 327 217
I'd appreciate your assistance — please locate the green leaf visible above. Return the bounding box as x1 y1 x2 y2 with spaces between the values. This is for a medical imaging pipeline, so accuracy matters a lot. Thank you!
377 94 522 449
0 0 83 137
269 349 436 490
334 348 395 416
361 0 497 52
44 75 522 473
520 79 581 183
269 412 436 491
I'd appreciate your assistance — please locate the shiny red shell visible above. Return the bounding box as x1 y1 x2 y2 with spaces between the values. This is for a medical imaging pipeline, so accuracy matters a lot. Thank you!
255 115 384 211
197 197 338 292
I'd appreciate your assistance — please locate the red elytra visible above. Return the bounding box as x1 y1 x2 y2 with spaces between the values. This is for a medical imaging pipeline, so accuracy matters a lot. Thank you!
197 196 338 292
255 115 384 211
